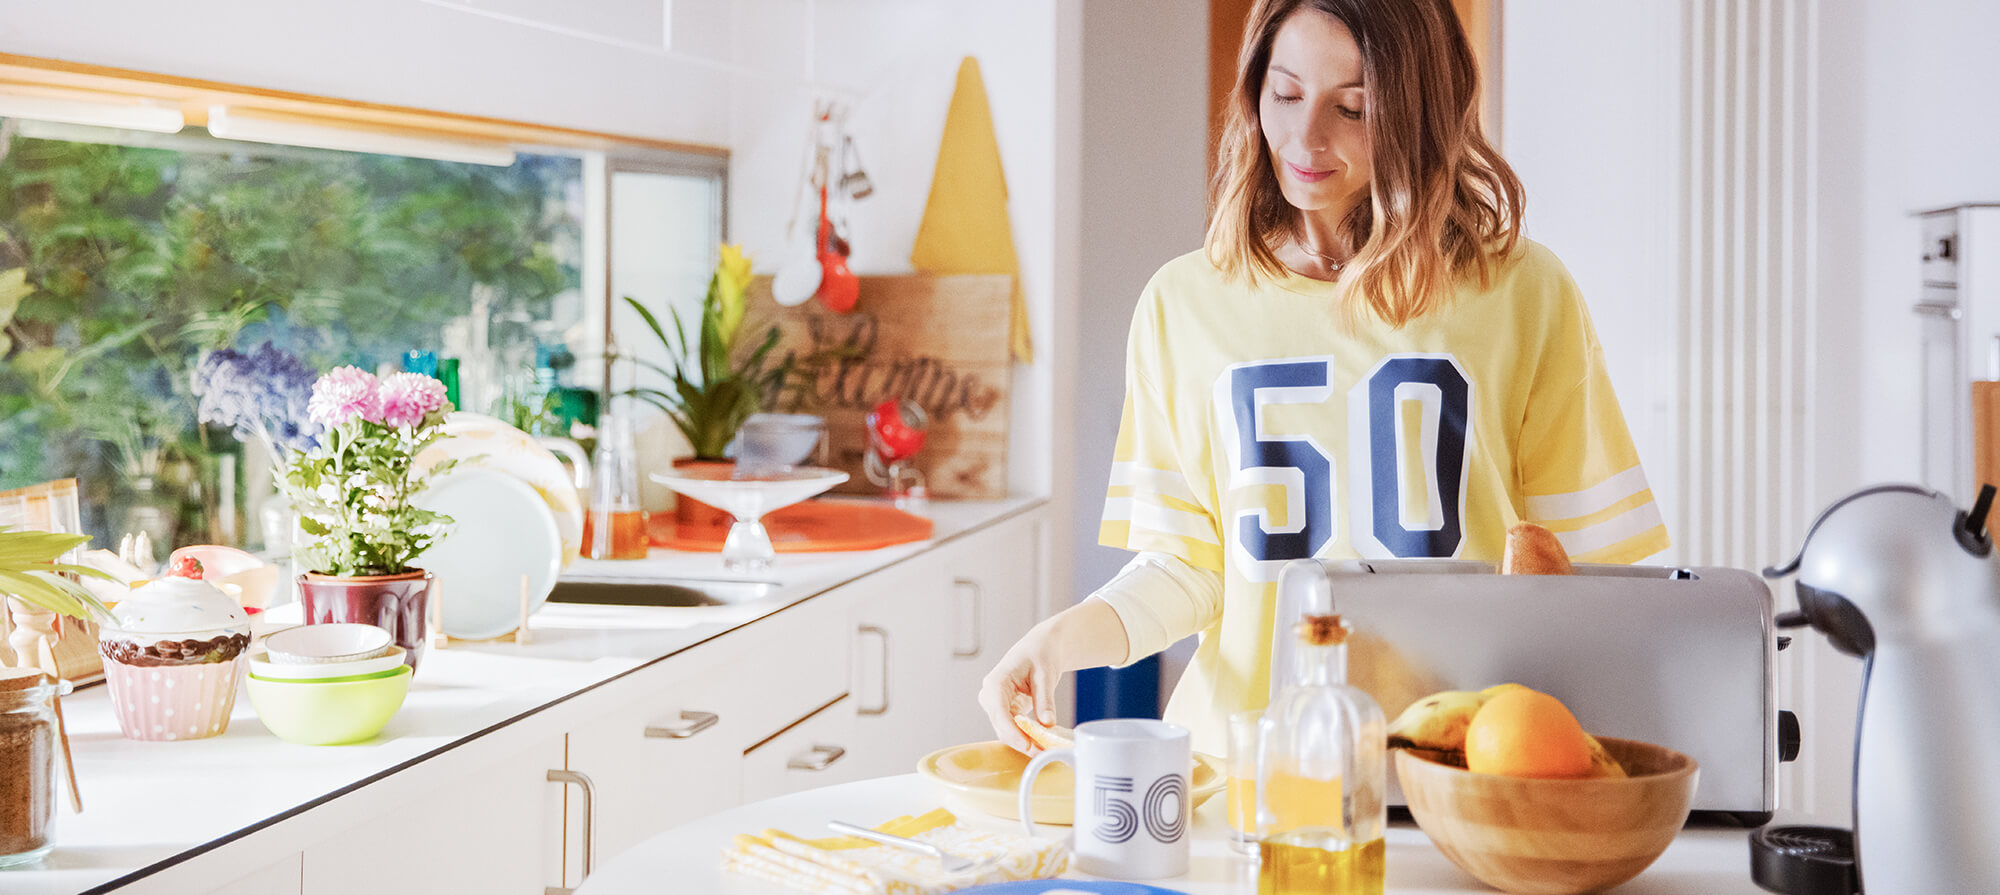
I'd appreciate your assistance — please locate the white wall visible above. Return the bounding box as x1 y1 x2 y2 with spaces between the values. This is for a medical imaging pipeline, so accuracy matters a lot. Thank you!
1070 0 1212 709
1848 0 2000 484
3 0 733 145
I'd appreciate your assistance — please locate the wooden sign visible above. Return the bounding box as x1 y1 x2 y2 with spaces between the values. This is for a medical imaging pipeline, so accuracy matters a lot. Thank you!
744 274 1013 499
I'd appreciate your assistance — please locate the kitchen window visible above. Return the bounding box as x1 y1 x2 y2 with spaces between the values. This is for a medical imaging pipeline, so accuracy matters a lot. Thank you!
0 62 726 556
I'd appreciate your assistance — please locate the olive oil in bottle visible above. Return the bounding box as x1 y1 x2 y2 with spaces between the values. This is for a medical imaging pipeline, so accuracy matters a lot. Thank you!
1260 833 1386 894
1255 614 1387 895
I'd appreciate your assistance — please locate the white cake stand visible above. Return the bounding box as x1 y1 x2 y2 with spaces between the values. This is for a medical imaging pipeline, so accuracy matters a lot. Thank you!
649 466 850 574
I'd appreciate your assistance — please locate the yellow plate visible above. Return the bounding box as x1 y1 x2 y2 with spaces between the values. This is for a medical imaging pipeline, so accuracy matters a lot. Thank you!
917 740 1225 826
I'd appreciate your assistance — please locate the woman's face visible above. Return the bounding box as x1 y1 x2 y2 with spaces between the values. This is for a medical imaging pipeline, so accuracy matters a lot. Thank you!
1259 10 1372 217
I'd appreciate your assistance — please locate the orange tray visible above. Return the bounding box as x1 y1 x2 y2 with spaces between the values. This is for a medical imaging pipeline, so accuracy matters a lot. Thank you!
649 500 935 553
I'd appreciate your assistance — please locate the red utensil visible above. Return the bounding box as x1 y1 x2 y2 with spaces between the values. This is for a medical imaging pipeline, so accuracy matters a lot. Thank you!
867 398 927 462
815 182 859 313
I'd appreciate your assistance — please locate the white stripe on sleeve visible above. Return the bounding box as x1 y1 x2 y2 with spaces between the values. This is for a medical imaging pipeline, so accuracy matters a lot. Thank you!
1552 500 1666 556
1109 461 1203 506
1525 464 1652 521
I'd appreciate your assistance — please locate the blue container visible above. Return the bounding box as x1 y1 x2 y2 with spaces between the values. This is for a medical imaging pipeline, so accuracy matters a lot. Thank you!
1074 653 1161 723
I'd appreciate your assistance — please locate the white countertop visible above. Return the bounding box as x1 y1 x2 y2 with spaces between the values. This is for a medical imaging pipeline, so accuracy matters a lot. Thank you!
6 497 1041 894
575 774 1771 895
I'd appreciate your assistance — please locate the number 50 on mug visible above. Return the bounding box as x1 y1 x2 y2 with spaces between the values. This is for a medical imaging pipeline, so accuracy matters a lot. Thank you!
1020 719 1192 879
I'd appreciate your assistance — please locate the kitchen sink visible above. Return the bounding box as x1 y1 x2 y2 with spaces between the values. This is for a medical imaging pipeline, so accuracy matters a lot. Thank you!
546 580 776 608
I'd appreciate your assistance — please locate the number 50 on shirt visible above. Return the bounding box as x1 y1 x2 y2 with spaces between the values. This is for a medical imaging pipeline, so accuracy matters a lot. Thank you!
1218 354 1473 579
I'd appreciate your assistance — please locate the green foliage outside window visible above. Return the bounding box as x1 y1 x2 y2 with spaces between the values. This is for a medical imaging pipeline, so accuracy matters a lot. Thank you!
0 125 584 547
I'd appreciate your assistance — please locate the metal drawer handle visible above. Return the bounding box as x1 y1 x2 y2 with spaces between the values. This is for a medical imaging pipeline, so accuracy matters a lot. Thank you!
788 743 847 771
644 710 719 739
546 769 596 895
858 624 890 716
952 578 983 658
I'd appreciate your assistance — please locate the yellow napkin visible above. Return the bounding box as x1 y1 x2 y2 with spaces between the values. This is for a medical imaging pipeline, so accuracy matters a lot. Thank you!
909 56 1032 364
721 808 1068 895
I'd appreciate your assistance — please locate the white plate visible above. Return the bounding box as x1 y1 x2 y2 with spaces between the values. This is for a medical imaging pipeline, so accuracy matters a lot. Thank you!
416 467 563 641
416 413 584 566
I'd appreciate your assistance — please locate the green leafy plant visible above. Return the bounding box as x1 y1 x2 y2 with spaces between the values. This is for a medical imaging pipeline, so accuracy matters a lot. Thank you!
624 245 809 460
280 368 458 577
0 527 113 622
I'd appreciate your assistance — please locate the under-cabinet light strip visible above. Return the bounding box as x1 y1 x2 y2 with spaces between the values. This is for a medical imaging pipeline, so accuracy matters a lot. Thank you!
205 105 516 167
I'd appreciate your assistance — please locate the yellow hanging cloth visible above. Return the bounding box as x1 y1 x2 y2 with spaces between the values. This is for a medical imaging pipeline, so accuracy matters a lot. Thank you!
910 56 1032 364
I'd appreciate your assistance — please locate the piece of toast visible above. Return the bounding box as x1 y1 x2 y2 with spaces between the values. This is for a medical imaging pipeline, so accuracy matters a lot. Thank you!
1500 522 1573 575
1008 690 1075 751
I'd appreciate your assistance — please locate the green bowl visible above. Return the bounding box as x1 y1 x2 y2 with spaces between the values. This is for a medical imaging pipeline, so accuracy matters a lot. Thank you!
245 664 412 745
249 666 406 685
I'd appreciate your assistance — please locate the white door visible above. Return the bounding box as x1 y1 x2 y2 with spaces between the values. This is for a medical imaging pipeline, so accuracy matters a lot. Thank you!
944 511 1047 744
302 734 566 894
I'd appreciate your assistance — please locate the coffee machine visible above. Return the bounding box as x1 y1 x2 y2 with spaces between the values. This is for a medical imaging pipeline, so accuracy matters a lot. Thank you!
1761 483 2000 893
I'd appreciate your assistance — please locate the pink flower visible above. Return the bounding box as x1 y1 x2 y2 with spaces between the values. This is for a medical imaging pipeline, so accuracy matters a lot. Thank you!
307 366 380 427
377 372 448 427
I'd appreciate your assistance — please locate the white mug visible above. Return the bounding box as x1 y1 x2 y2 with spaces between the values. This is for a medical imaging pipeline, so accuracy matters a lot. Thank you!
1019 718 1192 880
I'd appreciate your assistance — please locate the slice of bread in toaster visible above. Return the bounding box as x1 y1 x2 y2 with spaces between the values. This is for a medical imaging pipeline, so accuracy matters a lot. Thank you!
1501 522 1573 575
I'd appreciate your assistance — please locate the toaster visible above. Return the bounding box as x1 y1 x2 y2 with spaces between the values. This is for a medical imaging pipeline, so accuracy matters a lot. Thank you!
1274 558 1785 824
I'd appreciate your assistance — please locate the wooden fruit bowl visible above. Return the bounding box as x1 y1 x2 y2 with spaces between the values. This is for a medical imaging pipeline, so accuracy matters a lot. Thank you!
1395 736 1699 895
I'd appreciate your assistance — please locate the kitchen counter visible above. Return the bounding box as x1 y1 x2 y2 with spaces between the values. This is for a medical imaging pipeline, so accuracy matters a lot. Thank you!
575 774 1771 895
5 497 1042 895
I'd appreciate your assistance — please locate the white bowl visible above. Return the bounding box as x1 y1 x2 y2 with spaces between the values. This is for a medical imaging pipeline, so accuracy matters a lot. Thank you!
264 623 393 665
247 645 407 681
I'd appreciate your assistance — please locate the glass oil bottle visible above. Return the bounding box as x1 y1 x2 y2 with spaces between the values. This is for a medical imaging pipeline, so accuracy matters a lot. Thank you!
1255 614 1387 894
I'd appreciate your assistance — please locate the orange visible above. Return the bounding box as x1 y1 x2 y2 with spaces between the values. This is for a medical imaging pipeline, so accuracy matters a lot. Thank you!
1463 688 1594 779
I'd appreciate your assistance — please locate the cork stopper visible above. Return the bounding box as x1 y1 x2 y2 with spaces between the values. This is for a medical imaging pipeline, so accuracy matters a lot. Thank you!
1297 613 1349 647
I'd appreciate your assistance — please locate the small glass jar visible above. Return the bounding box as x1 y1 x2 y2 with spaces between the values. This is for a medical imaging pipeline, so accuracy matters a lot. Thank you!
0 672 70 867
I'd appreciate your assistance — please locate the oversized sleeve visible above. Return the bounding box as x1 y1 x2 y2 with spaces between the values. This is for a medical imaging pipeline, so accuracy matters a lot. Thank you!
1097 294 1226 572
1516 273 1672 564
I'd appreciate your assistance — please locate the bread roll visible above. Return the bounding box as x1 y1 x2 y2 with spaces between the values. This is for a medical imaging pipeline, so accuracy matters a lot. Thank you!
1501 522 1573 575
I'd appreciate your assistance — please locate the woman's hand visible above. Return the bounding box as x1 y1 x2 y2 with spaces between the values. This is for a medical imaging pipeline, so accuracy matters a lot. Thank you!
978 598 1133 755
979 623 1062 755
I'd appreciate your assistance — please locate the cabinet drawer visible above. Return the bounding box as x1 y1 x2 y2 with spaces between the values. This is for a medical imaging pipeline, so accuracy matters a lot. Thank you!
595 593 850 753
741 696 861 804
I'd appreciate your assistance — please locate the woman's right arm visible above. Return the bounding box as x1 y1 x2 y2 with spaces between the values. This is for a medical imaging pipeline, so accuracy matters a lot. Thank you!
977 552 1224 754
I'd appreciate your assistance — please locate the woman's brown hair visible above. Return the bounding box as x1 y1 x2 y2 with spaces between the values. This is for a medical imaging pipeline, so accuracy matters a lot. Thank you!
1206 0 1524 327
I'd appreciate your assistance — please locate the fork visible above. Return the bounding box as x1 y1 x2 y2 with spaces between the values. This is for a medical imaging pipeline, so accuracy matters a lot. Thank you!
826 820 994 874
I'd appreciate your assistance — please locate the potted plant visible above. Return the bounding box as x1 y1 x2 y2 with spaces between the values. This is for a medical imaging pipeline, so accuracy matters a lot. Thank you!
624 245 816 528
279 367 456 669
0 526 113 672
624 244 808 461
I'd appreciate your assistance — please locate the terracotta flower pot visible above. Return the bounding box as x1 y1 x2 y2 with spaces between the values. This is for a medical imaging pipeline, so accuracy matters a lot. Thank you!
672 458 737 538
296 570 432 671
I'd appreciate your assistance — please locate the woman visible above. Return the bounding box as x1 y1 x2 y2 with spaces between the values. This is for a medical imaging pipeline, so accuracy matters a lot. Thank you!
981 0 1670 757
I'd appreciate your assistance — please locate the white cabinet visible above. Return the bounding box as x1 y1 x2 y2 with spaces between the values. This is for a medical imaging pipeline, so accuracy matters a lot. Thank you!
740 696 862 803
88 503 1051 895
943 511 1047 744
843 551 956 780
562 591 852 884
302 734 566 895
562 658 739 877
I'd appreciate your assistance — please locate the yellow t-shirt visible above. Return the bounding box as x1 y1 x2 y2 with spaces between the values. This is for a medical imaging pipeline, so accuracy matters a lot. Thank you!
1097 242 1670 753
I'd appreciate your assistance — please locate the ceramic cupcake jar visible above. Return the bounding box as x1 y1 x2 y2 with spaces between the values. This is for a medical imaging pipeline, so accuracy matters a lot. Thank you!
98 556 252 741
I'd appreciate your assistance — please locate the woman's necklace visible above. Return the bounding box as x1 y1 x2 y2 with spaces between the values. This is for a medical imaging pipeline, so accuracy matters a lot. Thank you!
1295 239 1349 273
